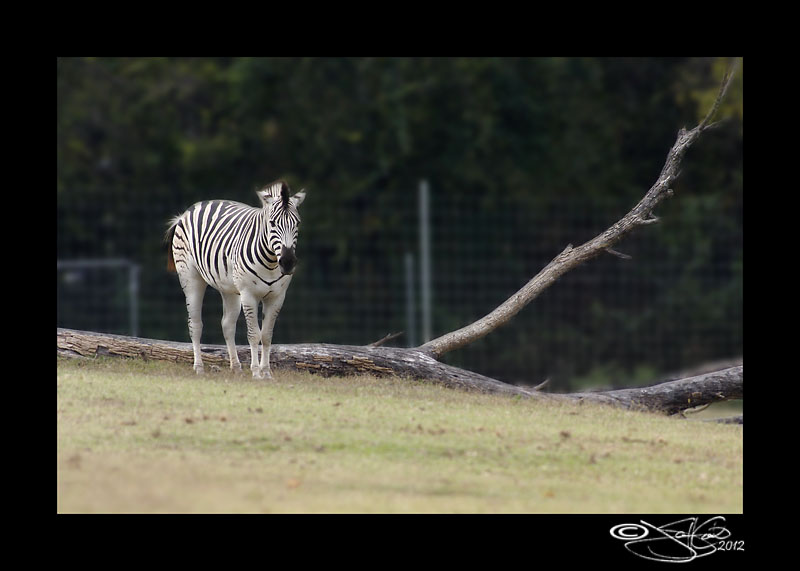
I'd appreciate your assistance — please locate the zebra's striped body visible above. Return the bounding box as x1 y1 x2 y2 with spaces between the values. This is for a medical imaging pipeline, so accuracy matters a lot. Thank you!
167 181 306 378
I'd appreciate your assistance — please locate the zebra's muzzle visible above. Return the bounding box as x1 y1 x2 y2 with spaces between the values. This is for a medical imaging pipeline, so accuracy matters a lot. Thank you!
278 246 297 275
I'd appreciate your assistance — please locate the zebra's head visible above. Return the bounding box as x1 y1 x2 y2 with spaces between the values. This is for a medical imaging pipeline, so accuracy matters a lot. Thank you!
258 181 306 276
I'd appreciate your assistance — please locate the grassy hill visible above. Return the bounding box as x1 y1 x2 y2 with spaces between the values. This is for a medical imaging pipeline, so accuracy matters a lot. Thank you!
57 357 743 513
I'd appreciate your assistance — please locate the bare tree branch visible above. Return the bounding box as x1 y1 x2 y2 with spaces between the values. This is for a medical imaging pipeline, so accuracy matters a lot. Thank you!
418 60 740 360
368 332 404 347
697 58 739 131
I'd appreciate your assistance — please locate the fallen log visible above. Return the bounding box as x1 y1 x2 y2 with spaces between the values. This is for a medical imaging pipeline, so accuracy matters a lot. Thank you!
57 328 742 419
57 327 544 398
567 367 744 415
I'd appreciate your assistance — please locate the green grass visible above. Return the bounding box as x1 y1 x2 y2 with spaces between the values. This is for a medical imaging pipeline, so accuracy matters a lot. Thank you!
57 356 743 513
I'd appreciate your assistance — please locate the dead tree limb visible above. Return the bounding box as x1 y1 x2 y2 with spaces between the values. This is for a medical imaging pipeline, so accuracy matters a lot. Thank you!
419 60 740 359
57 328 742 417
368 332 404 348
567 366 743 415
57 327 544 398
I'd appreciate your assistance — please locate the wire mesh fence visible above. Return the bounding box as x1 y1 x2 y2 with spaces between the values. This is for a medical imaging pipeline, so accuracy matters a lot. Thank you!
57 183 742 391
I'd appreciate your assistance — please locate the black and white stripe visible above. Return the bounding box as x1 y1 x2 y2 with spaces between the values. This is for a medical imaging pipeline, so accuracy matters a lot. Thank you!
167 180 306 378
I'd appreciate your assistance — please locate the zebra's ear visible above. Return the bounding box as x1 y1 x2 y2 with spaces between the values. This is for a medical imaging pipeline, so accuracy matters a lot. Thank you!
257 189 275 209
292 189 306 207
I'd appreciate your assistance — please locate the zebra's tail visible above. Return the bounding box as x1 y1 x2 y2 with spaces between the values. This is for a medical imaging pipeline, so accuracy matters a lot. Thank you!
164 216 181 273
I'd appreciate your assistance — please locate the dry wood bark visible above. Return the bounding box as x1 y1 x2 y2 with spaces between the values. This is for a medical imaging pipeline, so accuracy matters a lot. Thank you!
57 327 545 398
566 366 743 415
57 328 742 417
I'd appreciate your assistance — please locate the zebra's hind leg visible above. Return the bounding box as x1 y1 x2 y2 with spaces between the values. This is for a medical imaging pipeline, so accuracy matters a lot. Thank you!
241 291 264 378
220 291 243 373
178 268 208 375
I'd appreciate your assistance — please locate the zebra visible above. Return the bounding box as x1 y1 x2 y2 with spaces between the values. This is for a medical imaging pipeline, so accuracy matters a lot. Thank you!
166 181 306 379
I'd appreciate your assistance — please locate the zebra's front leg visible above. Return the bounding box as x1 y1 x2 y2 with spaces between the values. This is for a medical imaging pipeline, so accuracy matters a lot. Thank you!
241 292 264 378
220 291 243 373
259 291 287 380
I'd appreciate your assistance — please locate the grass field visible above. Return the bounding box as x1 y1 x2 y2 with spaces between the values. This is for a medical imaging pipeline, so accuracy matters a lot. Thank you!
57 356 743 513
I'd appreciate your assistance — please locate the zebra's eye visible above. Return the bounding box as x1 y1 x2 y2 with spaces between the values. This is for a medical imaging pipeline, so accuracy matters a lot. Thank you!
270 220 276 228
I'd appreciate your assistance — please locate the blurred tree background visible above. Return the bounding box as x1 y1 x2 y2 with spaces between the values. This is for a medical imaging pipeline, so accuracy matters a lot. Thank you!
57 57 742 391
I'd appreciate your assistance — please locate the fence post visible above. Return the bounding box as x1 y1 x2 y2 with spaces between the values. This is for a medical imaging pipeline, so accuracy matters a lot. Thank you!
405 252 417 348
129 263 140 337
419 180 432 343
